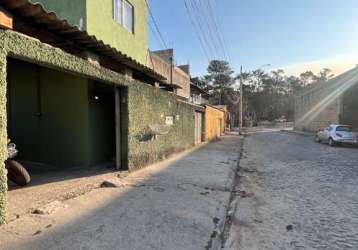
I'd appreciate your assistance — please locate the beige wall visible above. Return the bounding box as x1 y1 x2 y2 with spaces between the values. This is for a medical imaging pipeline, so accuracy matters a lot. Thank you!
205 105 226 141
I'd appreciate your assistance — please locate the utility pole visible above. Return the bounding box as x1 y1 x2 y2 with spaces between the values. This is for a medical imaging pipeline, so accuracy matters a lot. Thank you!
238 64 270 133
239 66 243 133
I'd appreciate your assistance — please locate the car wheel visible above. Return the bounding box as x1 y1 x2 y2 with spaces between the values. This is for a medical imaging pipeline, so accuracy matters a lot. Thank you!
315 136 321 143
329 138 336 147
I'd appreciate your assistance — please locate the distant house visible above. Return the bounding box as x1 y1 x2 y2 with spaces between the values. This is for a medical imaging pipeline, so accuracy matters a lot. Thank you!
189 79 209 105
294 66 358 131
147 49 191 99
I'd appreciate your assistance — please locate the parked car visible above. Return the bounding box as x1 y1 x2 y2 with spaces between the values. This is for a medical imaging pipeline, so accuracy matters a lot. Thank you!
315 124 358 146
275 116 287 123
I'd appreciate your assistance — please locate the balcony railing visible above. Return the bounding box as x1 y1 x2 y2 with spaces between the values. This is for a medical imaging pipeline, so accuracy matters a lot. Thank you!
189 95 208 105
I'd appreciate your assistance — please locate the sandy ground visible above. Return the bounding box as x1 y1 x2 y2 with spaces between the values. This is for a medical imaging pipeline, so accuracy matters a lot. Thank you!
224 129 358 250
0 135 241 250
7 165 121 222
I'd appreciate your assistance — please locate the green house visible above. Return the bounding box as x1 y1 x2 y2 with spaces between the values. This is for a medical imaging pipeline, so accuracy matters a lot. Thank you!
0 1 204 224
31 0 149 65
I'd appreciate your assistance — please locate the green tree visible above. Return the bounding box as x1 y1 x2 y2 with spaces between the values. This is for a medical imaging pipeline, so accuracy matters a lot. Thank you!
299 71 317 87
205 60 234 105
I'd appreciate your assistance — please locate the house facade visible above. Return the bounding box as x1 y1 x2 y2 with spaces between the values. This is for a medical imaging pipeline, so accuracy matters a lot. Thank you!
147 49 191 99
190 80 209 105
31 0 149 65
0 1 205 224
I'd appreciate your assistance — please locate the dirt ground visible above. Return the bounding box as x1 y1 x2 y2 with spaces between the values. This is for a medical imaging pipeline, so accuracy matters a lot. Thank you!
6 163 122 222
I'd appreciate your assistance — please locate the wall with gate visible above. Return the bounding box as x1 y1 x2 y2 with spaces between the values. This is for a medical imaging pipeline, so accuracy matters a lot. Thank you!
194 111 203 145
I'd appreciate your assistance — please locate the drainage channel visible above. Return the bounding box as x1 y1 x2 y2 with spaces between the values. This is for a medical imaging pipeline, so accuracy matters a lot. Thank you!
206 135 245 249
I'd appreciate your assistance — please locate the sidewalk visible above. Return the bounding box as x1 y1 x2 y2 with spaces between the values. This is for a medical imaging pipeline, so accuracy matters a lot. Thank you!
0 135 241 250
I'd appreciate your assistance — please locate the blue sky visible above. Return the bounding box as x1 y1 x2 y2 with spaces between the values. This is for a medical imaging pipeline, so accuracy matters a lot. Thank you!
148 0 358 77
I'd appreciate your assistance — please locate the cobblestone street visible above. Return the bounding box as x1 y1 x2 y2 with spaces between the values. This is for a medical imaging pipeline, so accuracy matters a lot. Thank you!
225 130 358 250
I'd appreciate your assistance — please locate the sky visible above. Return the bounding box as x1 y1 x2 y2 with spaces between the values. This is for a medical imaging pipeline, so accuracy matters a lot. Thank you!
148 0 358 78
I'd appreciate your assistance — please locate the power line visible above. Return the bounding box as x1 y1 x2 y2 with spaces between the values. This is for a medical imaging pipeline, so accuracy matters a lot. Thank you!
183 0 211 62
145 0 168 49
148 22 163 48
187 0 218 59
197 0 227 60
203 0 230 61
209 0 233 63
184 0 231 63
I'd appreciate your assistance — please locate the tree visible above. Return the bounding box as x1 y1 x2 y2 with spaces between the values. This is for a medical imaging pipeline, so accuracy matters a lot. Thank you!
205 60 234 105
299 71 317 87
317 68 334 82
198 61 333 126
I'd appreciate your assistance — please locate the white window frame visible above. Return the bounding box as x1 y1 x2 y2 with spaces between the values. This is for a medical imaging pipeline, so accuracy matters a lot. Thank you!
113 0 134 33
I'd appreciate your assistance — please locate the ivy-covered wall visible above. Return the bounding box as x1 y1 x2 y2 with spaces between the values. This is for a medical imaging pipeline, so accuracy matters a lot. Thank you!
127 83 198 170
0 29 127 223
0 29 204 223
0 48 7 224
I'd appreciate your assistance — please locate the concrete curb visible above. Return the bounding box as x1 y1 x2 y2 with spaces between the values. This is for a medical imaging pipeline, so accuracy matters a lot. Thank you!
210 136 244 250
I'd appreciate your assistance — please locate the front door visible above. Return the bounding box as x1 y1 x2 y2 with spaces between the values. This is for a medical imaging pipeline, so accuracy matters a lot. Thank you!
194 112 202 145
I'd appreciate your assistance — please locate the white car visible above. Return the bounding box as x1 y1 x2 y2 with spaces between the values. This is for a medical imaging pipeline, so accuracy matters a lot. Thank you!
316 124 358 146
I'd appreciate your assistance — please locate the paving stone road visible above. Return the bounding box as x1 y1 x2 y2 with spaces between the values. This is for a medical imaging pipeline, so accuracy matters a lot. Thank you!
225 130 358 250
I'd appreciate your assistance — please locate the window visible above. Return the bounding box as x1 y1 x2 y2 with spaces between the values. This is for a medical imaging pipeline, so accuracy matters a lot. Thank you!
114 0 134 33
114 0 122 25
123 0 134 33
336 126 353 132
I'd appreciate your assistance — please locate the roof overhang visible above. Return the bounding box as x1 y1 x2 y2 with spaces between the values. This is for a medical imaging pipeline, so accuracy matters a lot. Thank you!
0 0 166 82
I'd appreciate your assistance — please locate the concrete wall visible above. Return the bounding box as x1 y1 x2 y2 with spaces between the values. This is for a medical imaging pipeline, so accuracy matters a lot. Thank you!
33 0 148 65
294 89 340 132
294 67 358 132
127 82 198 170
148 52 191 99
204 105 226 141
341 82 358 128
173 67 191 99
